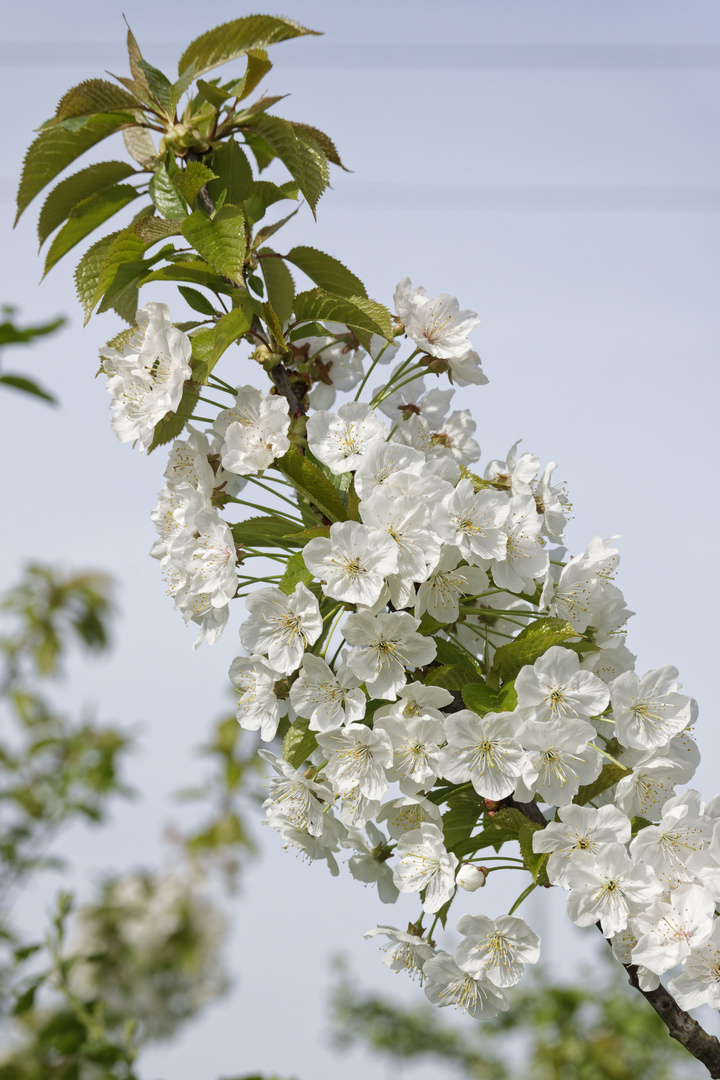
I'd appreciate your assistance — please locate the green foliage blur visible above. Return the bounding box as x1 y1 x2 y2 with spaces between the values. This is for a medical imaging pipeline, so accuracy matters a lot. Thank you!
330 953 705 1080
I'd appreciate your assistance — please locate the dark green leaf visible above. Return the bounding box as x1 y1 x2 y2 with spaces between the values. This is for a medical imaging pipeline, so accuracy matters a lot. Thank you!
96 260 150 323
0 374 56 404
43 184 139 274
149 161 188 219
293 288 394 343
207 140 253 206
291 121 350 171
38 161 137 247
491 618 581 684
139 260 236 294
132 216 183 245
85 227 145 323
178 15 321 78
250 114 328 217
173 162 218 207
275 446 348 523
286 245 366 298
232 516 302 548
170 62 196 110
425 665 476 691
461 682 501 716
435 637 482 672
16 115 129 224
178 285 218 317
576 762 631 806
279 552 313 596
282 717 318 769
181 205 247 284
137 58 174 115
518 821 548 884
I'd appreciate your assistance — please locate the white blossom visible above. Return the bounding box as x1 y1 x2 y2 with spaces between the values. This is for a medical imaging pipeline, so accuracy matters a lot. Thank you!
289 653 366 731
455 914 541 987
342 610 437 700
393 822 458 912
303 521 398 606
239 583 322 675
213 385 290 474
306 402 388 474
565 842 661 937
422 953 508 1018
229 654 282 741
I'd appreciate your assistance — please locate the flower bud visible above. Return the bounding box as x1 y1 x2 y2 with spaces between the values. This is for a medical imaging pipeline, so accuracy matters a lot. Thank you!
456 864 487 892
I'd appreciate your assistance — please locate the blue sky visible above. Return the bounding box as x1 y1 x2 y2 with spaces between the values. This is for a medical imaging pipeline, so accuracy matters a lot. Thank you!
2 2 720 1077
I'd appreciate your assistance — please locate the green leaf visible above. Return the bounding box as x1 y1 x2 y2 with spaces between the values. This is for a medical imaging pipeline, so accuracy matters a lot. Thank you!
181 205 247 285
442 789 484 850
0 374 56 404
238 48 273 99
132 216 183 245
139 260 236 294
250 114 328 217
178 285 218 317
123 125 158 169
293 288 394 343
0 315 65 346
178 15 321 78
170 62 196 110
491 618 581 685
207 140 253 206
148 382 199 451
275 446 348 523
576 762 631 806
137 58 174 115
210 302 254 365
232 517 302 548
461 682 501 716
518 821 548 884
435 638 482 672
282 718 318 769
196 79 232 108
38 161 137 247
74 230 123 322
286 246 366 298
279 552 313 596
259 252 295 324
96 259 152 323
283 525 331 542
16 115 129 224
87 228 145 322
149 162 188 219
417 612 445 636
54 78 141 122
425 665 473 692
43 184 139 274
173 162 218 207
290 121 350 171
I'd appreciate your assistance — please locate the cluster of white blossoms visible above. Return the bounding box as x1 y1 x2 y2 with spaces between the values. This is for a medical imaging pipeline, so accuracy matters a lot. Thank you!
106 277 717 1020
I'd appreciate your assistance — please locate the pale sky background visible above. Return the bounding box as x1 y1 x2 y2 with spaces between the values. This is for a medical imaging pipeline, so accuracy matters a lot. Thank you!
2 1 720 1077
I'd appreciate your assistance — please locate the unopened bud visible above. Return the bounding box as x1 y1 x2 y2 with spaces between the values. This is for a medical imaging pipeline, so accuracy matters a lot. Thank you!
456 864 487 892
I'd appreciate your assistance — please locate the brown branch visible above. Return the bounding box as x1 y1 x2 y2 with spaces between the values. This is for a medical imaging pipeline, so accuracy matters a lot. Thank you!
501 788 720 1075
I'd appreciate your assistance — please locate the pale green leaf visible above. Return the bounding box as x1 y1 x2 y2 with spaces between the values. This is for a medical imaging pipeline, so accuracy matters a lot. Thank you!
132 216 183 245
122 126 158 169
282 718 318 769
137 58 174 115
178 14 320 78
237 48 272 100
210 303 254 365
279 552 313 596
576 762 631 806
74 231 122 322
181 205 246 285
196 79 232 109
232 517 302 548
139 261 235 294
